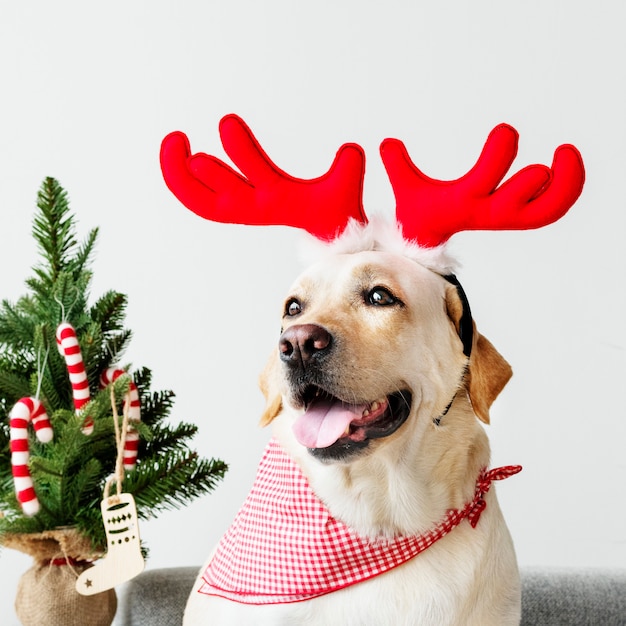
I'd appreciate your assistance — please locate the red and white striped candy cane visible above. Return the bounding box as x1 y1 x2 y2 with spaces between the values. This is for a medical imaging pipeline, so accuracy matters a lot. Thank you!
100 367 141 470
56 322 94 435
9 397 53 516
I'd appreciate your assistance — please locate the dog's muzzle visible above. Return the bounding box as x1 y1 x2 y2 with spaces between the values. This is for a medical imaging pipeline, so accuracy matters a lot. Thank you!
278 324 412 462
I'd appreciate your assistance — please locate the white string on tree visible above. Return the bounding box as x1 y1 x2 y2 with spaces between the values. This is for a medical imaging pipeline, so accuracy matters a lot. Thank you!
76 385 145 596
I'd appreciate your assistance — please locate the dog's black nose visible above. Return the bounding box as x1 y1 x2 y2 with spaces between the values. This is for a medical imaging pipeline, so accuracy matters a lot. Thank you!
279 324 332 367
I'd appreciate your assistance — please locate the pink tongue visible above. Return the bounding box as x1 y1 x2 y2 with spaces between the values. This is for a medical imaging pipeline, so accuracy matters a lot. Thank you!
293 397 367 448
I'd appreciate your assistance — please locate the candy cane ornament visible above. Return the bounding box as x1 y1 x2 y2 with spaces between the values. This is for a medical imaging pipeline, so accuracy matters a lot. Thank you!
56 322 94 435
99 368 142 470
9 397 53 516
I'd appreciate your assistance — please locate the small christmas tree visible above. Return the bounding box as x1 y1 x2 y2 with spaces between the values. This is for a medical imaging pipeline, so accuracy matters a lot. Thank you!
0 177 227 552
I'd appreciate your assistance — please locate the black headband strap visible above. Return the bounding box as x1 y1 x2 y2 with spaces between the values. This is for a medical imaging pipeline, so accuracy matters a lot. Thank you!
443 274 473 358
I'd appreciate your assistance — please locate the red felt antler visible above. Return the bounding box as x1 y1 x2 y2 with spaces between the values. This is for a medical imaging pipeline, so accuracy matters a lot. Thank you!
160 114 367 241
380 124 585 247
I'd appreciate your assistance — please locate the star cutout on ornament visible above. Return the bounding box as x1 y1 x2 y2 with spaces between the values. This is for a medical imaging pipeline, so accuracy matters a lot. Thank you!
84 578 93 588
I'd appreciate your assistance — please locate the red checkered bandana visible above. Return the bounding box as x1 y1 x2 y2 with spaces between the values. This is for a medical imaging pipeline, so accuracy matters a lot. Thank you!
199 439 521 605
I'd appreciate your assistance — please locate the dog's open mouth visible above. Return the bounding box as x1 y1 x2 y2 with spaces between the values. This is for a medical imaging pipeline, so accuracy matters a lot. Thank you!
292 387 412 460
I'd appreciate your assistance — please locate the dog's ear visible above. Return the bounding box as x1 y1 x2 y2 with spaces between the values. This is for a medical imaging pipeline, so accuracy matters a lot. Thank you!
466 325 512 424
258 350 283 427
446 285 512 424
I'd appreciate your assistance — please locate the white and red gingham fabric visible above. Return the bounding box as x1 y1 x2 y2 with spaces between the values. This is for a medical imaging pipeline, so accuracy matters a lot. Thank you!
199 439 521 605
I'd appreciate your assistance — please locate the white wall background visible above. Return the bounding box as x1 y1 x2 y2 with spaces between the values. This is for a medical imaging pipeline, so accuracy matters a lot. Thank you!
1 1 624 622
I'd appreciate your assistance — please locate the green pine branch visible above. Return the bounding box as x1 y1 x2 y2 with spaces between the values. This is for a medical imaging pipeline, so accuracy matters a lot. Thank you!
124 452 228 518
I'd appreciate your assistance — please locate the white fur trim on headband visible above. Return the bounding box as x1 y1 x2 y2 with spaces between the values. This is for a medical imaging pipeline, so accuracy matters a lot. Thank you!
298 218 460 276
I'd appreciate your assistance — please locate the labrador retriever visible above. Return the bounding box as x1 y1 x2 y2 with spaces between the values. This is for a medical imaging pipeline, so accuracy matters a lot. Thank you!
183 221 521 625
161 114 583 626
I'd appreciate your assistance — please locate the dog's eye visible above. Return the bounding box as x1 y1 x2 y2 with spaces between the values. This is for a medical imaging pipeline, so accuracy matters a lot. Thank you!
285 298 302 316
366 287 398 306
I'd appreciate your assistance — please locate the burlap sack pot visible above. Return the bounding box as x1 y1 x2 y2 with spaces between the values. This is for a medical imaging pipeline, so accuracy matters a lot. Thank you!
4 527 116 626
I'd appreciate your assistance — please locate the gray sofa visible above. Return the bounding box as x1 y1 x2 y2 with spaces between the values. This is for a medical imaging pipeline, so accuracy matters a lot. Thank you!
115 566 626 625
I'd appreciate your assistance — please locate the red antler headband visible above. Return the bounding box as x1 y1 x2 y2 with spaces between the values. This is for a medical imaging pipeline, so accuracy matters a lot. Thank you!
160 115 585 247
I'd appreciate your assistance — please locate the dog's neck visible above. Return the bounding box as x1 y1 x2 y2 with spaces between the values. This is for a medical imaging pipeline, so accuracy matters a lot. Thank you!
199 438 520 605
274 393 490 539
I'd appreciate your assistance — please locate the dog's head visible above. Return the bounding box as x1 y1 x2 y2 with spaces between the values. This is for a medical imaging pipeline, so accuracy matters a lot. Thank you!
161 114 583 464
259 222 512 462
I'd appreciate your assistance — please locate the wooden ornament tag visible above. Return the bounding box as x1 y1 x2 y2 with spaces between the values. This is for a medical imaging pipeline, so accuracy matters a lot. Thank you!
76 493 145 596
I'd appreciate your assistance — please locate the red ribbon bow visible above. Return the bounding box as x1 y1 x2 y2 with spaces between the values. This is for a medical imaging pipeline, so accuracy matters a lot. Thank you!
468 465 523 528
